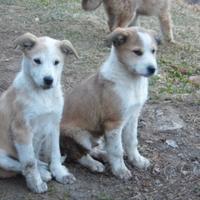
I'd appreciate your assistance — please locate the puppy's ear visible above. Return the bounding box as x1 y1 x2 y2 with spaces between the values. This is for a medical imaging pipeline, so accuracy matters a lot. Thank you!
148 30 161 45
60 40 79 59
107 28 128 47
82 0 102 11
14 33 37 51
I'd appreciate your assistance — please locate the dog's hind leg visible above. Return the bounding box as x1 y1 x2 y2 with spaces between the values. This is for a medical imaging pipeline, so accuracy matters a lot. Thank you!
129 13 140 26
78 154 105 173
37 160 52 182
90 147 107 163
158 11 174 43
61 128 105 173
0 150 21 176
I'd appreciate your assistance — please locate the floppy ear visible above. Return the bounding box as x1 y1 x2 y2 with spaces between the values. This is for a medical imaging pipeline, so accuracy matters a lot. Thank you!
60 40 79 59
14 32 37 51
106 28 128 47
147 30 161 45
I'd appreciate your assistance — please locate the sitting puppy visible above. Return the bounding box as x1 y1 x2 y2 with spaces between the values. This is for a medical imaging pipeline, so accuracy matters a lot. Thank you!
82 0 174 43
0 33 78 193
61 27 158 180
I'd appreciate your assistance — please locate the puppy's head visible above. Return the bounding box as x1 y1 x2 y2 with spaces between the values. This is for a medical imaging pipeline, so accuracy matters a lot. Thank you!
14 33 78 90
107 27 159 77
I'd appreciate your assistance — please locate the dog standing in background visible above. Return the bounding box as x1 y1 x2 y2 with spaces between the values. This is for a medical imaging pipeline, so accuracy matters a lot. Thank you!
82 0 174 43
0 33 78 193
61 27 159 180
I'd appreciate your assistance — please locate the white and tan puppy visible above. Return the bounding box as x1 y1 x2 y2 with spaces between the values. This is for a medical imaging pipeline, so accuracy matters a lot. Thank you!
82 0 174 43
0 33 78 193
61 27 159 180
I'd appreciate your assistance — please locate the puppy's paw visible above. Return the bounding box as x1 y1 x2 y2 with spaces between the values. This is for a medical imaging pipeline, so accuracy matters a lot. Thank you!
168 39 176 44
112 168 132 180
58 173 76 184
38 163 52 182
27 179 48 193
90 161 105 173
131 155 150 170
40 168 52 182
50 164 76 184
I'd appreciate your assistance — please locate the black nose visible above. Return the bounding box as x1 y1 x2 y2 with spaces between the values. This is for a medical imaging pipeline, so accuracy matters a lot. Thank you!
43 76 53 86
147 65 156 75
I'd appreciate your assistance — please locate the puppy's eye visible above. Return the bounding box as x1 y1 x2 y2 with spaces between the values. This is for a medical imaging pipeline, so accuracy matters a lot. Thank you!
151 49 156 54
54 60 59 65
33 58 41 65
132 49 143 56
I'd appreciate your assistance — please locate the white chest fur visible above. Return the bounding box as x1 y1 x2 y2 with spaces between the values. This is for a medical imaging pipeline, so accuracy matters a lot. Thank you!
24 89 63 121
14 72 64 137
100 47 148 119
114 76 148 118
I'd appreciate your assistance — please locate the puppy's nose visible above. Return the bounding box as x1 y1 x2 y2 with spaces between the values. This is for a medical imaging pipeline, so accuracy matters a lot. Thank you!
147 65 156 75
43 76 53 86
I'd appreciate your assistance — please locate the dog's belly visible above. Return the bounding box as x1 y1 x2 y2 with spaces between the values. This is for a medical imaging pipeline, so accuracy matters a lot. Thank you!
137 0 167 16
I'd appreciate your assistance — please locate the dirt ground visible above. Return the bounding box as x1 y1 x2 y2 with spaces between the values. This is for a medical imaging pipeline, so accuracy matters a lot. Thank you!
0 0 200 199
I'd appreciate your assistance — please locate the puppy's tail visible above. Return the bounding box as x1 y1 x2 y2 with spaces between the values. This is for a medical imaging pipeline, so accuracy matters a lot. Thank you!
82 0 102 11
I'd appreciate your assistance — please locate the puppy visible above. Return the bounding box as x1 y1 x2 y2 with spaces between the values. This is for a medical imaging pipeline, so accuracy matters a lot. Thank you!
82 0 174 43
61 27 158 180
0 33 78 193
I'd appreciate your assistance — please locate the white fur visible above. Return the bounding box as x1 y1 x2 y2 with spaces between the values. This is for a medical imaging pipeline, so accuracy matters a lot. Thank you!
15 143 48 193
100 31 156 179
78 154 105 172
50 125 76 184
0 150 21 172
0 36 76 193
136 32 158 76
105 128 132 180
20 37 63 89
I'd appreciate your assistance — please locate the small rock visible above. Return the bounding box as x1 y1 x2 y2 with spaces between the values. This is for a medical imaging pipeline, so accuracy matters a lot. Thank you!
189 75 200 86
152 164 161 175
166 139 178 148
35 17 40 22
193 163 200 176
154 107 185 132
181 170 189 176
155 179 162 187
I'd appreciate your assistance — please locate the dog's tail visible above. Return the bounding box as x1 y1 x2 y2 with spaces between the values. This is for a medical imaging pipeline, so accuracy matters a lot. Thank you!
82 0 102 11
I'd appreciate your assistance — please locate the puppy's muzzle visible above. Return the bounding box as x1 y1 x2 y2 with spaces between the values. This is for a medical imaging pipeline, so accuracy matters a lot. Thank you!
43 76 53 89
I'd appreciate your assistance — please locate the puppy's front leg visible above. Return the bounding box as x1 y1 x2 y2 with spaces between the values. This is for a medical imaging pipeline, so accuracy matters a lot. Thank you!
122 115 150 170
50 126 76 184
11 119 47 193
105 126 132 180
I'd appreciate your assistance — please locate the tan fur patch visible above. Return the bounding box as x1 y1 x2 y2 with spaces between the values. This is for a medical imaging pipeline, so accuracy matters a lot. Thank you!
61 73 122 135
0 86 18 158
61 73 123 160
0 86 32 162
